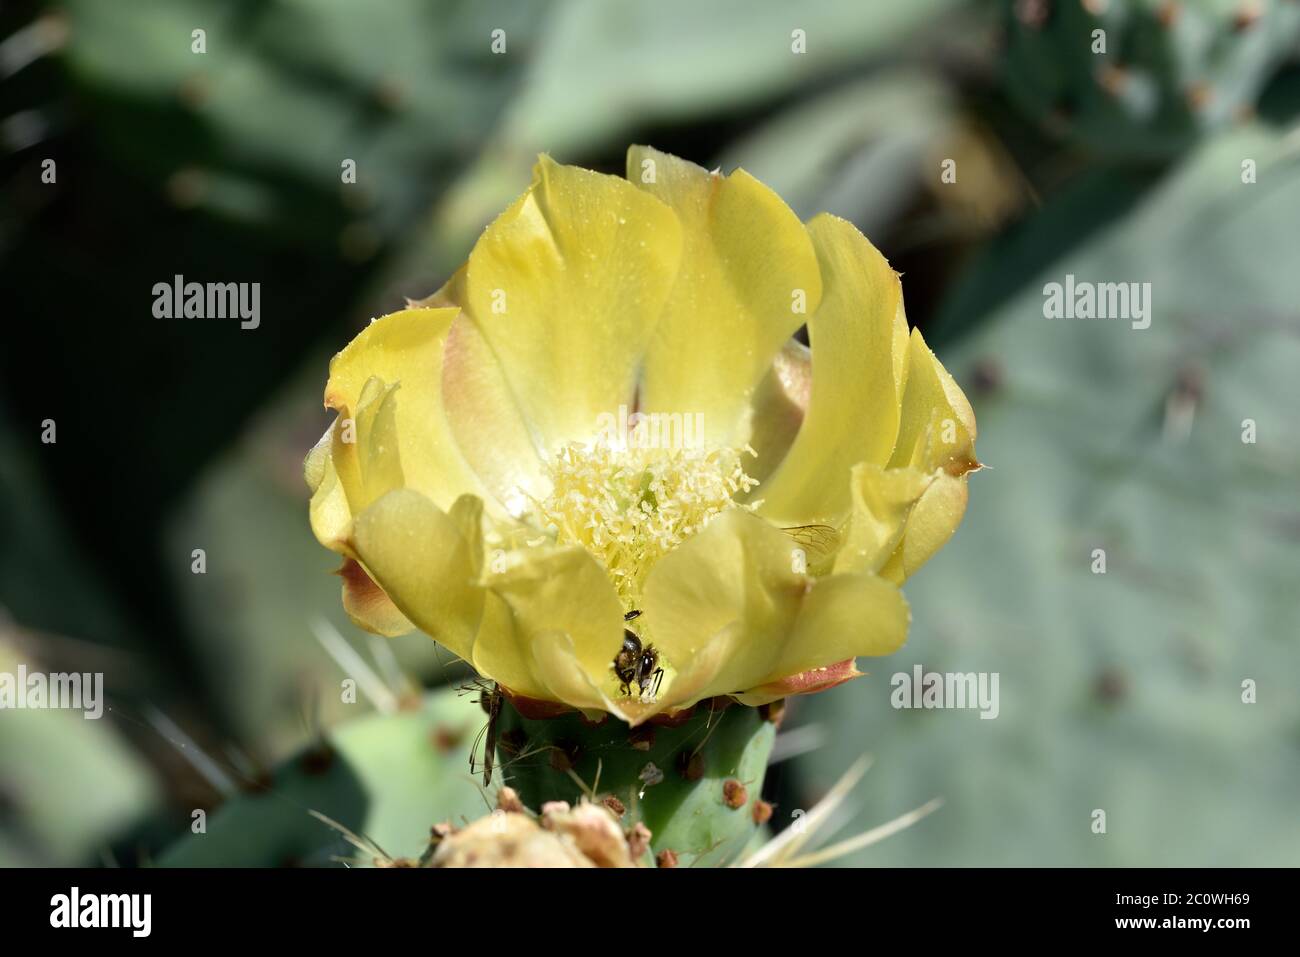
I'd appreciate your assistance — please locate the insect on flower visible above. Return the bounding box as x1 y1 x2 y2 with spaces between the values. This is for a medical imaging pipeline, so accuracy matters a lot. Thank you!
613 609 665 701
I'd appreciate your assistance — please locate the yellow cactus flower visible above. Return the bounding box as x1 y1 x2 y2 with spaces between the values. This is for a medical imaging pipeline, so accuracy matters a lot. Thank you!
305 146 979 726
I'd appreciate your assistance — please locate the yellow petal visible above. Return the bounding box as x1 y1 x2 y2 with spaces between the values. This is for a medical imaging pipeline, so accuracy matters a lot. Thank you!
447 493 486 578
323 307 490 512
745 338 812 488
330 376 404 514
641 509 806 706
453 155 683 450
351 488 484 662
879 470 970 583
467 590 554 703
890 327 978 474
440 309 551 516
484 543 625 710
529 631 618 718
757 214 907 525
305 427 353 554
338 558 414 637
626 146 823 447
752 572 909 686
832 462 930 577
641 509 911 714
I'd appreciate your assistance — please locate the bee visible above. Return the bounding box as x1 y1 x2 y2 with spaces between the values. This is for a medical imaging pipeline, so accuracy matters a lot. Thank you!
458 678 502 787
613 609 664 700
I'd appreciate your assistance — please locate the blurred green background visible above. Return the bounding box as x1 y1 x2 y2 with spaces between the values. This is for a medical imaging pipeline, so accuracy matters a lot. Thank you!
1 0 1298 866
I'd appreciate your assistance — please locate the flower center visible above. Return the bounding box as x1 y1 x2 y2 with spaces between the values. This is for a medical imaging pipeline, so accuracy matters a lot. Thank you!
533 438 759 608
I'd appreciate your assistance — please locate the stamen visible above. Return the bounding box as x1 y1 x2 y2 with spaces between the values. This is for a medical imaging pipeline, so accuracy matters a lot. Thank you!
532 436 759 607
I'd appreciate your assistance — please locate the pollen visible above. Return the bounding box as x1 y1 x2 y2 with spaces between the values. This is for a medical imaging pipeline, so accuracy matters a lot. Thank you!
532 437 760 607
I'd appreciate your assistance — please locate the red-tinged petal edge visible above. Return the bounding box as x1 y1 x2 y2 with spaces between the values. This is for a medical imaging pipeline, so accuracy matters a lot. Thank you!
338 557 377 596
336 558 414 637
745 658 863 699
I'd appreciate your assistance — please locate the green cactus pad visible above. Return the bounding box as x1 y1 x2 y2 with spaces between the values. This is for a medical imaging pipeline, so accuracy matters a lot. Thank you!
1002 0 1300 160
497 699 777 867
798 126 1300 866
158 685 490 866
